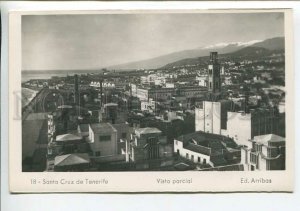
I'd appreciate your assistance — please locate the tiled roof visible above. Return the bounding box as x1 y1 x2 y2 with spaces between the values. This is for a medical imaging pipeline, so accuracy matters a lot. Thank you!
177 131 238 155
185 144 211 156
135 127 162 135
56 133 82 142
210 156 227 166
54 153 90 166
177 131 236 147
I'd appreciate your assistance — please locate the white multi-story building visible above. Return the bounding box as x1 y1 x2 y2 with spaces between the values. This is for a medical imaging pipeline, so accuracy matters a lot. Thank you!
196 107 280 148
196 75 207 87
195 100 232 135
90 81 115 88
223 76 232 85
241 134 285 171
126 127 172 163
165 82 175 88
141 98 156 112
88 123 125 162
154 77 166 86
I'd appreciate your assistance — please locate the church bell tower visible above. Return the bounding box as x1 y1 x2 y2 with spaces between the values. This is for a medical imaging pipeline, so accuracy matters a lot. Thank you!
208 52 221 93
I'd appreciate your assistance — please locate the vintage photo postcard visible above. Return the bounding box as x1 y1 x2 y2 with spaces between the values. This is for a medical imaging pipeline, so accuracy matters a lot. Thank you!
9 9 294 192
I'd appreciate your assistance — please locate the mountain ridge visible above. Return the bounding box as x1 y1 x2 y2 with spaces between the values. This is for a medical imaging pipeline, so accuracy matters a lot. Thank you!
107 37 284 70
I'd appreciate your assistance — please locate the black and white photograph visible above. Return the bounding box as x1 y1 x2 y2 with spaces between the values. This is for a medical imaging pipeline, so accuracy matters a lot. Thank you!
21 11 287 173
3 1 300 209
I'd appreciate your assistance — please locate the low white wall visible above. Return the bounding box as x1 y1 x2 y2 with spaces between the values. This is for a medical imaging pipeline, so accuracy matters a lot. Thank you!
174 139 210 164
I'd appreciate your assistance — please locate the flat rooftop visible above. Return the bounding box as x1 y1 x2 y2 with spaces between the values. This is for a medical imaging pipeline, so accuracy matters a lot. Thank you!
253 134 285 145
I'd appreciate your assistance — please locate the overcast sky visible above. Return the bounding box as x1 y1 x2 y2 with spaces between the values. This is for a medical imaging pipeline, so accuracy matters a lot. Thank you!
22 12 284 71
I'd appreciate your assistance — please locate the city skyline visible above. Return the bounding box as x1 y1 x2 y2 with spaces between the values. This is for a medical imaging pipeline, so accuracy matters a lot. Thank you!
21 49 286 173
20 10 287 174
22 12 284 71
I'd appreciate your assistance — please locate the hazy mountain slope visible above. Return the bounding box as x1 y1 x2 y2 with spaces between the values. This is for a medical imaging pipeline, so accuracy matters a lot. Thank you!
162 37 284 68
107 37 284 70
108 46 241 70
251 37 284 50
229 46 271 57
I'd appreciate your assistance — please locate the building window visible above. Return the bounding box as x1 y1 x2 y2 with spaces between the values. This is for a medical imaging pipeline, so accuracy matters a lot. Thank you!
48 148 52 155
209 82 212 89
186 153 189 159
259 145 262 152
177 149 180 155
199 102 204 109
122 133 127 139
267 148 272 157
191 155 194 162
99 135 111 142
147 137 159 159
250 153 257 164
95 151 101 156
198 157 201 162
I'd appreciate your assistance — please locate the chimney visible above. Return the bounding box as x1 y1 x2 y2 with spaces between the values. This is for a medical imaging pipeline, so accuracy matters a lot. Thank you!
100 79 103 107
